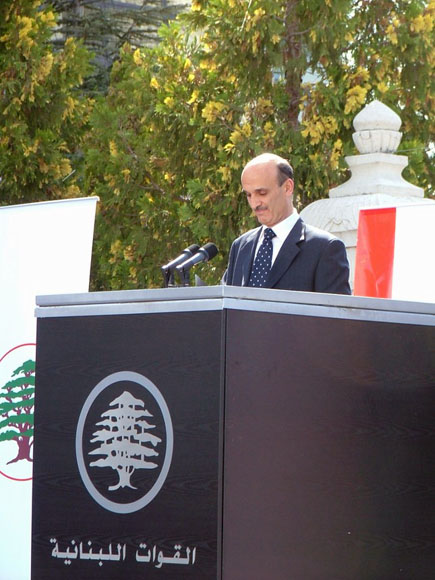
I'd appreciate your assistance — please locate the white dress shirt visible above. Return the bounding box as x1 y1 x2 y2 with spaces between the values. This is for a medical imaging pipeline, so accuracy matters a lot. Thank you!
254 211 300 266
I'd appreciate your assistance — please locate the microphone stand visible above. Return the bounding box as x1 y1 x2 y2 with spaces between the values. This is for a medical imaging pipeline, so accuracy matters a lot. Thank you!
176 265 191 287
161 268 179 288
162 268 170 288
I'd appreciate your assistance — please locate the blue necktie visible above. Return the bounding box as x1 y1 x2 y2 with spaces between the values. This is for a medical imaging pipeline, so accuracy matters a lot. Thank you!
248 228 276 287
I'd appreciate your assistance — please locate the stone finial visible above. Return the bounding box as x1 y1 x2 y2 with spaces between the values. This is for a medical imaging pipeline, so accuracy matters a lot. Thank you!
353 100 401 131
326 99 423 198
352 100 402 154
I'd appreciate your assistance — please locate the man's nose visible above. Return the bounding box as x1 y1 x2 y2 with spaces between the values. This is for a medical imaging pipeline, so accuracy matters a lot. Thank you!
249 194 261 208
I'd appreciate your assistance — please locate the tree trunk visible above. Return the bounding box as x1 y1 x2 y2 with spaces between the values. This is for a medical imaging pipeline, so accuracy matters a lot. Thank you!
7 435 33 465
109 465 137 491
284 0 303 129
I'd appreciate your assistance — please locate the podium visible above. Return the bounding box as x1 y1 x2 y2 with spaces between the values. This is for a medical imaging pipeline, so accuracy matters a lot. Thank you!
32 287 435 579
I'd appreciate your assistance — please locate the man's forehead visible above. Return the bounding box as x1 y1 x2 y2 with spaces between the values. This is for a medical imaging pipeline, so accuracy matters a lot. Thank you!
241 161 279 187
243 158 277 173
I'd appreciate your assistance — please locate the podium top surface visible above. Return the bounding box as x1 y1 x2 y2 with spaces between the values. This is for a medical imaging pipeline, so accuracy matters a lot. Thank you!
35 286 435 327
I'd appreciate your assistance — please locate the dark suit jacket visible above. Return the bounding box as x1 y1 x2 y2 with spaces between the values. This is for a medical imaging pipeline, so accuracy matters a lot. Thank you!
224 217 351 294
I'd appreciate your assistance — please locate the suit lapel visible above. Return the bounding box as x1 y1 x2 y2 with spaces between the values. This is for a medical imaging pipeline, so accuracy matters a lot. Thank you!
266 218 305 288
238 227 261 286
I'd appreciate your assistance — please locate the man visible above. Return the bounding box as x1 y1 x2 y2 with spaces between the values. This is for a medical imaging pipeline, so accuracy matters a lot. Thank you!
224 153 351 294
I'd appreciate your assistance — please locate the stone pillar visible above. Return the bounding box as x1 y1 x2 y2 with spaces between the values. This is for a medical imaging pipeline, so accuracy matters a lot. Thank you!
300 100 434 289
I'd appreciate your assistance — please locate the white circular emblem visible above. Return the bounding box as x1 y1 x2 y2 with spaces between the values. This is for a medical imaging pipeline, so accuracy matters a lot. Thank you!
76 371 173 514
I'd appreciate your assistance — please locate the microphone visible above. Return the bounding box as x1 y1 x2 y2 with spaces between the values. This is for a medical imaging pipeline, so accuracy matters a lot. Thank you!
176 243 219 286
161 244 200 272
161 244 200 287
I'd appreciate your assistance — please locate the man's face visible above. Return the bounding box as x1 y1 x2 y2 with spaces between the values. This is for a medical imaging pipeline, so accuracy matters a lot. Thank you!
242 161 294 227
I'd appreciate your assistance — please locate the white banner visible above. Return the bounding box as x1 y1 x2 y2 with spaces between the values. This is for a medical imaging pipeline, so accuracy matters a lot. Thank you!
0 197 98 580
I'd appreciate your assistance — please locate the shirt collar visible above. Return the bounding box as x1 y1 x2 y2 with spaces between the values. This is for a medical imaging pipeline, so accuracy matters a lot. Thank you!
262 210 299 242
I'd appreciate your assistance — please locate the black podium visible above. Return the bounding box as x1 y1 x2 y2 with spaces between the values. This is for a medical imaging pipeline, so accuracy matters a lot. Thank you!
32 287 435 580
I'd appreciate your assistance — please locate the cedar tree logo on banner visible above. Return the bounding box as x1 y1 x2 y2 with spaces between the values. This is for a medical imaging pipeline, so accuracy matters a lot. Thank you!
0 344 35 482
76 371 173 514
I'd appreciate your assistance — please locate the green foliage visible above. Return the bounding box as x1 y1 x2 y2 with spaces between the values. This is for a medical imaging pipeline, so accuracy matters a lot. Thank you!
85 0 434 290
0 0 92 203
16 359 35 374
0 430 25 442
86 37 259 289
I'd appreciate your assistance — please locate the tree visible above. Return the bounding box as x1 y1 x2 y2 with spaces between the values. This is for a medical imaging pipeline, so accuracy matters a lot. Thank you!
49 0 186 93
0 359 35 465
0 0 92 204
84 0 434 290
89 391 162 491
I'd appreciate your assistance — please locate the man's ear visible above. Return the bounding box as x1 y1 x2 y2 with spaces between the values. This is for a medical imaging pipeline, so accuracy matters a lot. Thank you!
285 178 294 196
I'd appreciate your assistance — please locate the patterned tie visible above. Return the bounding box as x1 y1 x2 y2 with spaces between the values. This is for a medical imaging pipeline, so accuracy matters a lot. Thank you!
248 227 276 287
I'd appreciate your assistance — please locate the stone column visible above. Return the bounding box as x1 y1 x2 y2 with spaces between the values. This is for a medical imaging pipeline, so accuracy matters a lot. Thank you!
300 100 434 289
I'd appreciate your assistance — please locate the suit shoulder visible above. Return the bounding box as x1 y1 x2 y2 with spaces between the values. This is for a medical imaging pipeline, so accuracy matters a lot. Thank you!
302 221 344 244
232 226 261 246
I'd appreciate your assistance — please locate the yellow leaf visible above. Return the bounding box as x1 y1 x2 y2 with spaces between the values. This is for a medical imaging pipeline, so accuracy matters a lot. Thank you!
263 121 276 137
123 245 135 262
330 139 343 170
62 96 76 120
188 89 200 104
201 101 225 122
37 53 53 81
39 10 56 27
109 140 118 157
59 158 72 177
252 8 266 24
205 134 217 148
110 240 122 257
252 31 260 54
241 122 252 137
133 49 142 65
230 129 243 144
344 85 368 115
17 16 33 41
386 24 398 45
218 166 232 182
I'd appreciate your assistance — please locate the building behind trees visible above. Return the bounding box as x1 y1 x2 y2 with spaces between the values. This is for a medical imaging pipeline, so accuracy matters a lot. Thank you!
50 0 188 92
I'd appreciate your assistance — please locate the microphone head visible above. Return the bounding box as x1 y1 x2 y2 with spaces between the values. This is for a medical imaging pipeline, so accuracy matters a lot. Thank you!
202 242 219 261
185 243 201 255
